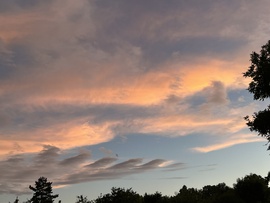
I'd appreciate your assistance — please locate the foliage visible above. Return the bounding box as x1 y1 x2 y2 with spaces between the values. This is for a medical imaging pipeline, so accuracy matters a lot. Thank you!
94 187 142 203
11 197 19 203
243 40 270 101
234 173 270 203
243 40 270 149
75 195 92 203
9 173 270 203
28 177 59 203
201 183 230 203
171 185 201 203
244 107 270 148
143 191 170 203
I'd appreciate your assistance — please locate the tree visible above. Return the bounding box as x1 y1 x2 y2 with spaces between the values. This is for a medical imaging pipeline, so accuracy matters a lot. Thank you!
171 185 201 203
143 191 169 203
75 195 92 203
243 40 270 149
29 177 59 203
201 183 230 203
213 190 244 203
95 187 142 203
10 197 19 203
233 173 269 203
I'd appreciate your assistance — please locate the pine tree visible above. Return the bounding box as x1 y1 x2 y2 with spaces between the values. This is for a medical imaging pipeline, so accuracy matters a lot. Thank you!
14 196 19 203
29 177 59 203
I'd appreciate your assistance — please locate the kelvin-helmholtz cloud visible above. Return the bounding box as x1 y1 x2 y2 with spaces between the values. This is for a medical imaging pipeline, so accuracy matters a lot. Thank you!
0 145 184 194
0 0 269 194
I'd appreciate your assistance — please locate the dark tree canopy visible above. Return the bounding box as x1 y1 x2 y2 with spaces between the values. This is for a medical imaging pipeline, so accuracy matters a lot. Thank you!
243 40 270 101
95 187 142 203
7 172 270 203
29 177 59 203
234 173 269 203
13 197 19 203
244 107 270 139
243 40 270 149
75 195 91 203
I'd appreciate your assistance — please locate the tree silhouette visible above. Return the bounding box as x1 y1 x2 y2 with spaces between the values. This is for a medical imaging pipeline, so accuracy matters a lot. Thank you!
75 195 92 203
143 191 169 203
11 197 19 203
95 187 142 203
6 172 270 203
243 40 270 149
201 183 230 202
234 173 269 203
29 177 59 203
172 185 201 203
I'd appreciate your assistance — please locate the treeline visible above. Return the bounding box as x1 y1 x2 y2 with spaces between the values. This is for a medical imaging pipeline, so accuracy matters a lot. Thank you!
10 172 270 203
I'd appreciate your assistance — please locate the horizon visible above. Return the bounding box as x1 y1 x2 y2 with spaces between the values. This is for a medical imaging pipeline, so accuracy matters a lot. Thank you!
9 171 270 202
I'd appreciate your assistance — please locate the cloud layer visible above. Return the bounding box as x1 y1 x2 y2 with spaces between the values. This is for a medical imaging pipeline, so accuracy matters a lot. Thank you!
1 0 270 195
0 145 183 194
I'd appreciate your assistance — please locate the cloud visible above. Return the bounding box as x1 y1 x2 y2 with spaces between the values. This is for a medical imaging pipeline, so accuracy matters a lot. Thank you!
206 81 229 105
109 158 143 170
138 159 167 170
0 145 182 194
163 177 187 180
99 147 113 156
86 157 117 168
0 0 269 177
0 0 53 13
0 77 259 155
163 162 187 172
93 0 267 42
59 151 90 166
192 134 264 153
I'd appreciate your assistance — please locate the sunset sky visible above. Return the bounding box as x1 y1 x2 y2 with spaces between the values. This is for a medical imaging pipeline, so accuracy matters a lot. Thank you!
1 0 270 202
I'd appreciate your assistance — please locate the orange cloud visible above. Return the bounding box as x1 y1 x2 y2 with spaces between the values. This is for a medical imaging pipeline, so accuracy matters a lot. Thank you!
0 0 264 158
192 134 264 153
0 120 116 156
2 57 247 107
178 59 247 95
0 11 47 42
139 114 238 137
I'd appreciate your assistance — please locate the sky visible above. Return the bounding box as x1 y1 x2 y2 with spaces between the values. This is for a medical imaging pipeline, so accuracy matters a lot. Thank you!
1 0 270 202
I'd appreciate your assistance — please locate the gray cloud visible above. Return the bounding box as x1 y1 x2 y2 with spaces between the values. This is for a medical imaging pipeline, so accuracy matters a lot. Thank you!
0 40 14 79
90 0 266 66
139 37 247 66
0 102 157 142
35 145 60 162
109 158 143 170
206 81 229 105
199 165 217 172
86 157 117 168
59 151 91 166
99 147 113 156
0 0 269 195
0 0 53 13
182 81 229 112
0 146 182 195
163 177 187 180
61 158 178 185
137 159 166 170
163 162 187 172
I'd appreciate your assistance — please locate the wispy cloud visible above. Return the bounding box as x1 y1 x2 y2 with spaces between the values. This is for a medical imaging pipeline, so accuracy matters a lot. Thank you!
0 145 183 195
1 1 270 195
192 134 264 153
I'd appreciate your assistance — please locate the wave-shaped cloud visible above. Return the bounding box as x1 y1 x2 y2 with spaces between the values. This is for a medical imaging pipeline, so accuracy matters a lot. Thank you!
0 1 269 196
0 145 184 194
